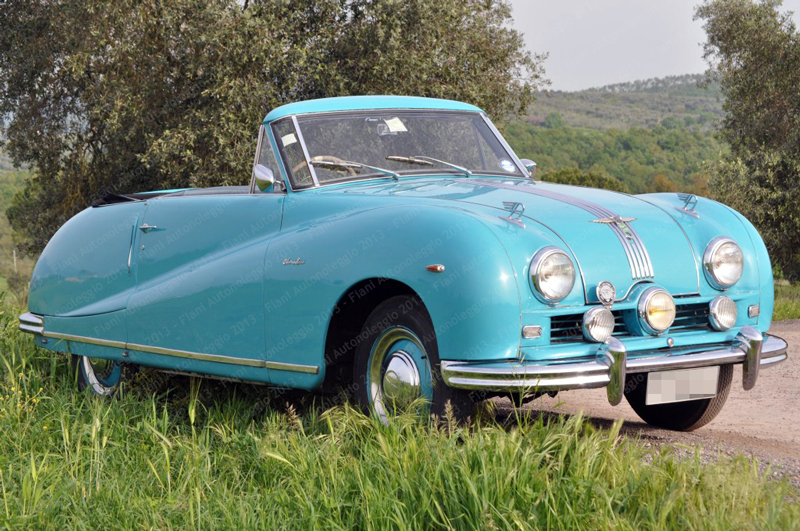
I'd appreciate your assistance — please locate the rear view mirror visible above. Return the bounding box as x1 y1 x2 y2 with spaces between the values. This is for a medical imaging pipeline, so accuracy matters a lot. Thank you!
254 164 275 192
520 159 537 178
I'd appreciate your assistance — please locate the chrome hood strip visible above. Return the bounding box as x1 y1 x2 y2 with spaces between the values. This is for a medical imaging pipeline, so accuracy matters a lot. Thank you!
467 179 655 280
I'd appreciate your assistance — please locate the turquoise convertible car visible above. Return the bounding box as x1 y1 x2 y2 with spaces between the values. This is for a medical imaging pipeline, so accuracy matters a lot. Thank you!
20 96 788 430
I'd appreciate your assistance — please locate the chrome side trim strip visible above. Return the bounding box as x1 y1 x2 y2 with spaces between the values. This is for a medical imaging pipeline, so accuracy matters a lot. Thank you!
18 313 320 374
263 360 320 374
44 331 127 350
126 342 265 368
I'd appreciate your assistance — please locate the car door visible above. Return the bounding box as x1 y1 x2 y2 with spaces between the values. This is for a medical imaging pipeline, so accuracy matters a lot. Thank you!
125 191 284 380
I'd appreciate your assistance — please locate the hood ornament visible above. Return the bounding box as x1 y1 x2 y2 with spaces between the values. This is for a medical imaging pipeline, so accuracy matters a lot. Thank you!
592 215 637 240
500 201 525 228
676 193 700 218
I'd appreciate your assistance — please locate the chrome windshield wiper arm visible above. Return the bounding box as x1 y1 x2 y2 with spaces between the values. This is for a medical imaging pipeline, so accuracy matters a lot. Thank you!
385 155 434 166
309 159 400 181
387 155 472 178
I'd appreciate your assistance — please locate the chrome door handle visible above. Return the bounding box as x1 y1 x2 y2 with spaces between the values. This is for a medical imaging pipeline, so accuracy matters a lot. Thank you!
138 223 161 233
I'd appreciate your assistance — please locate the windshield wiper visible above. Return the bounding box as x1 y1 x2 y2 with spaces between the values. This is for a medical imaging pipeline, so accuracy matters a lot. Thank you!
309 159 400 181
386 155 472 178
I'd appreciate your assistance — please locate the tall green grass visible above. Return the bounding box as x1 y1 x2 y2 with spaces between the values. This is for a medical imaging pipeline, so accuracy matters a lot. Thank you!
775 282 800 321
0 296 797 529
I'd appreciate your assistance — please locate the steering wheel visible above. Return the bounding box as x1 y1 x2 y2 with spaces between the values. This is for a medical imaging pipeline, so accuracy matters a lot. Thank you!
292 155 357 176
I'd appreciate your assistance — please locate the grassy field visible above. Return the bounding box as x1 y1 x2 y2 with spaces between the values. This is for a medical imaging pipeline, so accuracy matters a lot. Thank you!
0 295 797 529
775 282 800 321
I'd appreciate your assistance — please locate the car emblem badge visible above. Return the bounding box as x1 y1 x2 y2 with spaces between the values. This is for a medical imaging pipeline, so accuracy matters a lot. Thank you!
592 215 637 240
282 258 306 266
596 281 616 308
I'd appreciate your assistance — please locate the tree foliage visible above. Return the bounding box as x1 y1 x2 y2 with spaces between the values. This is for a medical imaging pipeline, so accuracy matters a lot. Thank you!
697 0 800 278
505 121 721 195
539 168 629 193
0 0 545 254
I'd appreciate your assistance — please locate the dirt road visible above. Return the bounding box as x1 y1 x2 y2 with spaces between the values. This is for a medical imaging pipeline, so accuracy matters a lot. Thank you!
512 320 800 484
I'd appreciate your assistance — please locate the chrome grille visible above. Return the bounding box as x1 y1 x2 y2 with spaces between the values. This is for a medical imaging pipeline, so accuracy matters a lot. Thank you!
549 302 711 344
670 302 711 331
550 314 584 343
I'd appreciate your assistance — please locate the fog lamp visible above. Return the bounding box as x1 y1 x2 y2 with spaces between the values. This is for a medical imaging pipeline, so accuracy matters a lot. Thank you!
582 307 615 342
709 296 737 331
638 287 676 335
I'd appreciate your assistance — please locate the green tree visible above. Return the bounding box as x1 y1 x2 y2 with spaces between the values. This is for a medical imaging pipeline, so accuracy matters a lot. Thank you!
651 174 678 193
697 0 800 278
0 0 546 255
541 168 629 193
542 112 564 129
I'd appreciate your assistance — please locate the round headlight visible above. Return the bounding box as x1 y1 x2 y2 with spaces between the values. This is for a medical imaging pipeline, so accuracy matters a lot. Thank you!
638 287 676 334
709 296 737 331
531 247 575 303
703 237 743 290
582 306 615 342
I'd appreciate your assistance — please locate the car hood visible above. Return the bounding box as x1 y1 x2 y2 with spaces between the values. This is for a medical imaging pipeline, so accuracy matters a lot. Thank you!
335 176 700 301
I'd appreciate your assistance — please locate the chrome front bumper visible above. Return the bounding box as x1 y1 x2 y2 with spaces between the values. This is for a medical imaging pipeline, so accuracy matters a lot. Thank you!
441 326 788 406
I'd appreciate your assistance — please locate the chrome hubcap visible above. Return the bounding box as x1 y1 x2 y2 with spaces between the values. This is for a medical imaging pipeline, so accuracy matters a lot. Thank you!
381 351 422 408
81 356 121 396
367 326 432 422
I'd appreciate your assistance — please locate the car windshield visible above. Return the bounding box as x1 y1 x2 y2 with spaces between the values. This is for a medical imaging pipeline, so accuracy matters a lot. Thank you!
271 110 523 188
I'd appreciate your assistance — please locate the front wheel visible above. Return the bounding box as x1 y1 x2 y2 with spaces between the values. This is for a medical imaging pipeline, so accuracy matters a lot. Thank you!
353 296 476 424
623 364 733 431
71 355 133 396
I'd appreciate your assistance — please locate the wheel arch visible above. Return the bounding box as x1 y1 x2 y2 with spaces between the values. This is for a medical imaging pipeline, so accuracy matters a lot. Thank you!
322 278 430 389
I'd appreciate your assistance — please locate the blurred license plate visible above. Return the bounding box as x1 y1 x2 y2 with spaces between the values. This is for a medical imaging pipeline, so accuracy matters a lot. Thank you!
646 366 719 406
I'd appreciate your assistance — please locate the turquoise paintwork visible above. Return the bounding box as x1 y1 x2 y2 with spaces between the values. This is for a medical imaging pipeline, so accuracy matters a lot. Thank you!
25 96 776 391
264 95 482 123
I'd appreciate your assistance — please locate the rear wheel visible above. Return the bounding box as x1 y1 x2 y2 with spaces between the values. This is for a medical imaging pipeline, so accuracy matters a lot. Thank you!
71 355 133 397
353 296 476 424
624 364 733 431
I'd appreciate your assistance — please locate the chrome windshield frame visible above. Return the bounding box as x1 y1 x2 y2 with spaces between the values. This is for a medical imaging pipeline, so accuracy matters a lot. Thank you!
271 109 528 190
292 115 321 187
479 113 533 179
249 124 289 194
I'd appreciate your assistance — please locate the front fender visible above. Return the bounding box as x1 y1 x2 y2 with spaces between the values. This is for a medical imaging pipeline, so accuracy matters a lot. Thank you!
262 196 524 388
639 193 773 331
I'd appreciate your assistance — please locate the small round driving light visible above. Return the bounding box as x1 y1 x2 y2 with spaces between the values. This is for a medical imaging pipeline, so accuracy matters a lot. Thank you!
709 296 737 331
582 307 615 342
703 237 744 290
530 247 576 303
638 287 676 335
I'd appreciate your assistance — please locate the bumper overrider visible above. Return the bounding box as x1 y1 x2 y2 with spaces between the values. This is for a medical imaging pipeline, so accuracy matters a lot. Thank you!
441 326 788 406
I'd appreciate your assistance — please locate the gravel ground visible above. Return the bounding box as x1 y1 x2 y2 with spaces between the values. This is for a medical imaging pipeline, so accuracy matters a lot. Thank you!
501 320 800 486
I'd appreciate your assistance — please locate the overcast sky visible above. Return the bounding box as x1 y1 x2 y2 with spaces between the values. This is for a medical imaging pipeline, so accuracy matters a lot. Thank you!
509 1 800 91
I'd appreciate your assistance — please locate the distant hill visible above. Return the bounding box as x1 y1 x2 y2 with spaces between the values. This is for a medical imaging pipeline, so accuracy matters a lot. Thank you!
528 74 724 131
503 74 726 195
